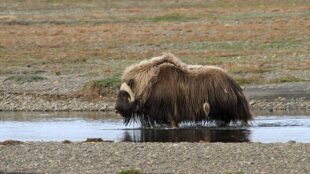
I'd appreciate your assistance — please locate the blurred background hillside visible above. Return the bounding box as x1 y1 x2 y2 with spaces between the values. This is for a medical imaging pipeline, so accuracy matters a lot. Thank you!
0 0 309 93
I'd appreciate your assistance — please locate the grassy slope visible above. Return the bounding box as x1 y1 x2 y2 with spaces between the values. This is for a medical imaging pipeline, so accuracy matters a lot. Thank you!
0 0 309 88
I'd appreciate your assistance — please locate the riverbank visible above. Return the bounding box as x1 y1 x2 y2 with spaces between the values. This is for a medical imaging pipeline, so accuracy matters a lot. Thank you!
1 76 310 112
0 141 309 174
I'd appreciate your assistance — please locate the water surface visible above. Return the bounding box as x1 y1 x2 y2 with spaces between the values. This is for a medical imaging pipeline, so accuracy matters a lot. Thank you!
0 111 309 143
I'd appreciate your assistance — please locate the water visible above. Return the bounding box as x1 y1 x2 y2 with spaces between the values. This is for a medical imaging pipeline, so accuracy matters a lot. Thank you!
0 111 309 143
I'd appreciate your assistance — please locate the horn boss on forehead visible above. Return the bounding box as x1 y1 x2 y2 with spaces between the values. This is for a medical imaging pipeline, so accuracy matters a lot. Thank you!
120 82 134 102
115 54 252 127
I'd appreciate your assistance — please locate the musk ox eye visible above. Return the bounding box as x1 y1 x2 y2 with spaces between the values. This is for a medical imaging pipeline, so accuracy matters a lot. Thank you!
128 79 135 87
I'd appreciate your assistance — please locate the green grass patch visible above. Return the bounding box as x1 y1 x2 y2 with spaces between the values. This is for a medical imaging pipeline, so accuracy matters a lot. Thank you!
223 171 245 174
221 11 282 21
234 75 261 85
186 41 253 51
167 41 258 54
80 75 121 99
83 76 121 89
32 70 47 74
81 75 121 96
149 13 198 22
269 76 306 83
116 169 140 174
20 70 47 75
4 75 46 84
228 65 269 74
44 0 86 3
55 71 61 76
259 38 308 51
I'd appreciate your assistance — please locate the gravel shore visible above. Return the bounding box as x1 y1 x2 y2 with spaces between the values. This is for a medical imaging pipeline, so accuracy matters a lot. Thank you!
1 74 310 112
0 142 309 174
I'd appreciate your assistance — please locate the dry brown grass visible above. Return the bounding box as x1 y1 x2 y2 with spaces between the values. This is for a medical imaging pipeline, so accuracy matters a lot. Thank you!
0 0 309 86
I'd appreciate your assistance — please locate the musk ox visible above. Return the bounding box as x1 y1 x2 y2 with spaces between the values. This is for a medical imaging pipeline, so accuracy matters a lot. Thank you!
115 54 252 127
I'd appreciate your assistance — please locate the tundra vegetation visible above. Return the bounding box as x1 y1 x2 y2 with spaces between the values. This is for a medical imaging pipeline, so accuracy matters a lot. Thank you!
117 168 140 174
0 0 309 98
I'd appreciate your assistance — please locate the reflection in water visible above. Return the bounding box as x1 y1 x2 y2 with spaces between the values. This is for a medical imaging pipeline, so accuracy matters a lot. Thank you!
122 128 250 142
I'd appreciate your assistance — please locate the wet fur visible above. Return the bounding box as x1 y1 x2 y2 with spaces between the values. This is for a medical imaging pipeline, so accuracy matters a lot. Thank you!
117 54 252 127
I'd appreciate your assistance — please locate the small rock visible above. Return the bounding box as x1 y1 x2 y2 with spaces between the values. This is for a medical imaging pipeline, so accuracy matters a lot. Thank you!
85 138 113 143
62 140 72 144
0 140 23 145
85 138 104 142
249 100 256 106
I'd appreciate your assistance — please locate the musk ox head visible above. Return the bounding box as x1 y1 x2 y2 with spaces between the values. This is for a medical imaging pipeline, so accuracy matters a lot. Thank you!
115 84 135 115
115 54 185 124
115 54 252 127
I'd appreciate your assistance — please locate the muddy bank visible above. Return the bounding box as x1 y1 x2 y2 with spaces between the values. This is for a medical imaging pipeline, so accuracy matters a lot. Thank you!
0 74 310 112
0 142 309 174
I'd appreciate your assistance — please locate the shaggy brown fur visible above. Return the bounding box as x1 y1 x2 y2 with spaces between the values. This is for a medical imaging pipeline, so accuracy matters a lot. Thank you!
115 54 252 127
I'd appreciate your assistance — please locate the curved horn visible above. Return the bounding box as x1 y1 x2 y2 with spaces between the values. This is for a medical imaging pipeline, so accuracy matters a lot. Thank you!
120 83 135 102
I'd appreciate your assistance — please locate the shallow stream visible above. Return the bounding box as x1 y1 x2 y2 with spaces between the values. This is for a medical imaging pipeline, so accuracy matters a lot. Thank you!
0 111 309 143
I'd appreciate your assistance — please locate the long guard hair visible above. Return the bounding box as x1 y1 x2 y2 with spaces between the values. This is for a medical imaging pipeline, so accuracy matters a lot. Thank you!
118 54 252 127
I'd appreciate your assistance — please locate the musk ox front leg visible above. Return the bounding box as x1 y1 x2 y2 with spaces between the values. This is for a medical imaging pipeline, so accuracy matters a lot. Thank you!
170 103 179 128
